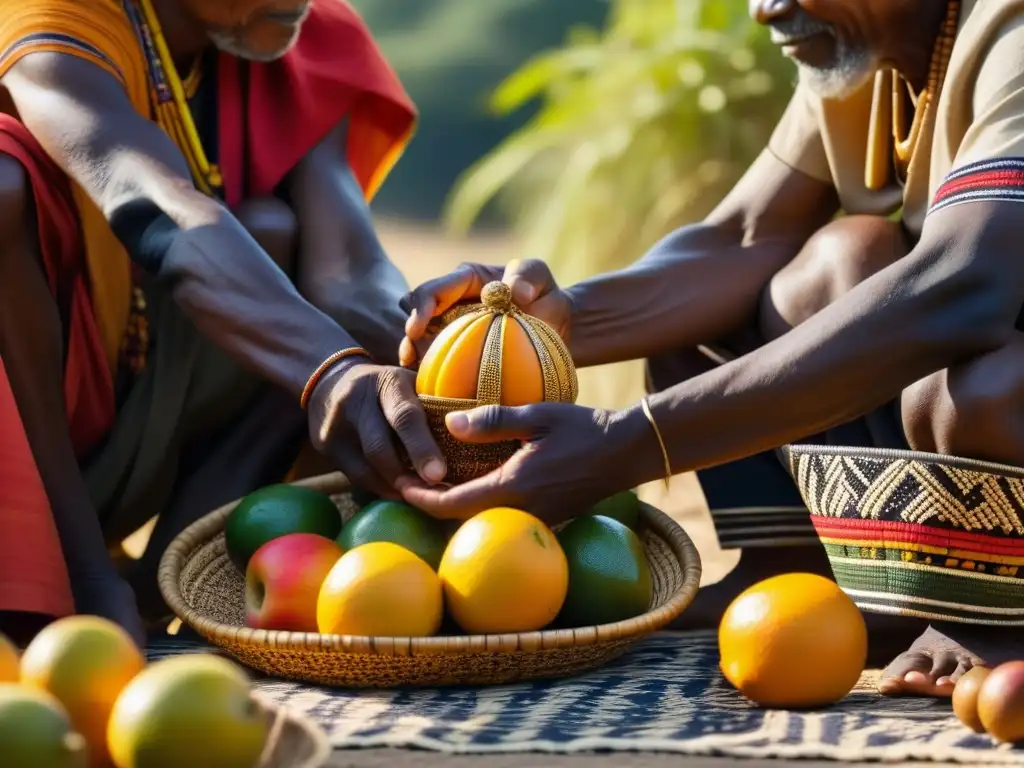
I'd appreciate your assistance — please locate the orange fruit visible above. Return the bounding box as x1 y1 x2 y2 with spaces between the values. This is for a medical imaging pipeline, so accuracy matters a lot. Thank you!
317 542 444 636
415 281 576 406
953 666 991 733
21 616 145 766
718 573 867 709
0 631 19 682
108 654 266 768
438 507 568 633
0 684 87 768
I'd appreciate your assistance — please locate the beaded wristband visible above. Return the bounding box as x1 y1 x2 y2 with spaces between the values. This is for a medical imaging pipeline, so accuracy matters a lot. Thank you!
299 348 372 409
641 396 673 490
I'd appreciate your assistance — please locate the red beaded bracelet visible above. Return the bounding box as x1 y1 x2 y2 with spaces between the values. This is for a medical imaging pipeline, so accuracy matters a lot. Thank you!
299 347 372 409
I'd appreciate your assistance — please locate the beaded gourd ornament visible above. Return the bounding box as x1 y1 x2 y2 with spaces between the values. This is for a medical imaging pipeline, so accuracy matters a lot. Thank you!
416 281 578 484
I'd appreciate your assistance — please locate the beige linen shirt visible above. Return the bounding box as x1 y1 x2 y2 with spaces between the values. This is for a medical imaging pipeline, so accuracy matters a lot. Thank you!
768 0 1024 239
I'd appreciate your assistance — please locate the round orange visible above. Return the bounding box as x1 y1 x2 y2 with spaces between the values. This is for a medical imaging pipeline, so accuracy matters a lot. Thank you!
438 507 568 634
718 573 867 709
317 542 443 636
0 632 19 682
21 616 145 767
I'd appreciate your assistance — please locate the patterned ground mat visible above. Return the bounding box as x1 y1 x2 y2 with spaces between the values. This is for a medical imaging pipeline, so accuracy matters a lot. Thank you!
147 631 1024 763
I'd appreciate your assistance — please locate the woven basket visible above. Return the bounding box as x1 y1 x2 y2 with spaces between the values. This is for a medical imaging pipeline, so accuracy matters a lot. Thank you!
158 473 702 688
252 696 330 767
782 444 1024 624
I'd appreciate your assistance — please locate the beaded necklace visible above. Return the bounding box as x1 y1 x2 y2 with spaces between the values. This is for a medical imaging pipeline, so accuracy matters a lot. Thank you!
865 0 960 190
126 0 223 195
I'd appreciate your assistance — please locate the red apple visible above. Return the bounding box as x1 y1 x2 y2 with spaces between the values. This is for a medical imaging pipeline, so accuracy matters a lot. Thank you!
245 533 343 631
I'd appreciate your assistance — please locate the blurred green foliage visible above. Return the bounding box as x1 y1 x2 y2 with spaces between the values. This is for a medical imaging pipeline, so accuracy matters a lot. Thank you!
443 0 797 282
349 0 607 220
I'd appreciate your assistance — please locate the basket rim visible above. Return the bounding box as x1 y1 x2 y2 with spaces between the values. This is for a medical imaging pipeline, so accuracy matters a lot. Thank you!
255 695 331 768
157 473 703 655
782 444 1024 479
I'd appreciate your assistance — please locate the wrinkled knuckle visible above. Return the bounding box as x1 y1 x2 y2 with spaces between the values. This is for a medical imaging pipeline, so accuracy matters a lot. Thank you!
362 431 394 462
476 405 506 431
389 402 421 433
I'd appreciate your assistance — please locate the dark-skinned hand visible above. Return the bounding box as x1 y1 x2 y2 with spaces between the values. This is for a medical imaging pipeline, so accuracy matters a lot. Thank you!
398 402 656 523
307 359 446 500
399 258 573 368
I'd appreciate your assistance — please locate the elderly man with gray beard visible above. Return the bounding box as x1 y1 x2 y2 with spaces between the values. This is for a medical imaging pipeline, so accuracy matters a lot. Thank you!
399 0 1024 698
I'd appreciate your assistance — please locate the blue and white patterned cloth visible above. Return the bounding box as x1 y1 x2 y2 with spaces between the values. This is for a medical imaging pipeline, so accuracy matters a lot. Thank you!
148 631 1022 763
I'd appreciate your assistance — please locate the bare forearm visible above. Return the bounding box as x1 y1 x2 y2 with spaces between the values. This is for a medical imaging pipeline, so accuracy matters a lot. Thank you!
163 214 361 399
290 126 410 364
566 223 798 367
619 251 1007 481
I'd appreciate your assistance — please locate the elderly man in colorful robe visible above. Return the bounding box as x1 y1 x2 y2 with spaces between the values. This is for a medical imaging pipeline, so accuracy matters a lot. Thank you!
0 0 449 643
400 0 1024 697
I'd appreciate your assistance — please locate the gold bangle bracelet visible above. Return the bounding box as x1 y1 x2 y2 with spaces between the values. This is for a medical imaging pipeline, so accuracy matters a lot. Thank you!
300 347 372 409
641 396 673 489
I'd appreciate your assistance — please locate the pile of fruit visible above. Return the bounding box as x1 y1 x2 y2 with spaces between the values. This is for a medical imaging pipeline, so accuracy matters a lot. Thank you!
228 484 654 637
0 616 266 768
954 662 1024 744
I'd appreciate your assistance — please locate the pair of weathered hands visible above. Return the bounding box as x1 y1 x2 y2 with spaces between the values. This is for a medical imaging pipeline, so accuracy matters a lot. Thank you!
310 260 651 523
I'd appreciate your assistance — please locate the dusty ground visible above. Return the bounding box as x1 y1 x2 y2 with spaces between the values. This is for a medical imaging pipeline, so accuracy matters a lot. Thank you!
377 217 738 588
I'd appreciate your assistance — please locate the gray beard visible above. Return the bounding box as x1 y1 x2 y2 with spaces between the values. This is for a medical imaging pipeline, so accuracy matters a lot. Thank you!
797 45 878 100
207 28 299 63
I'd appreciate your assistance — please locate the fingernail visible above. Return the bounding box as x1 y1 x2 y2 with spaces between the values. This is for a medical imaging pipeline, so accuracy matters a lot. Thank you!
446 412 469 433
512 281 536 304
423 459 446 484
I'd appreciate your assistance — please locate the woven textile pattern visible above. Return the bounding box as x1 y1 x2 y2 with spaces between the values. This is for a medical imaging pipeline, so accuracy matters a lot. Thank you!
789 450 1024 623
148 631 1022 763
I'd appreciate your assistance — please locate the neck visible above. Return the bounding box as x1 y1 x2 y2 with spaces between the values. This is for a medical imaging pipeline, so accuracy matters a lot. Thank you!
149 0 209 70
885 0 950 91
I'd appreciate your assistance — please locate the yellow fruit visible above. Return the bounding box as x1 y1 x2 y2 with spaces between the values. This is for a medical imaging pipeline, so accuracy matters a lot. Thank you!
317 541 444 636
0 631 19 681
0 684 87 768
718 573 867 709
21 616 145 767
415 281 577 406
439 508 568 633
107 654 266 768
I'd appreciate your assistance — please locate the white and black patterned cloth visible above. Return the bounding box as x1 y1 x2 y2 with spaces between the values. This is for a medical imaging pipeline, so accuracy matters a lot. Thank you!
148 631 1022 763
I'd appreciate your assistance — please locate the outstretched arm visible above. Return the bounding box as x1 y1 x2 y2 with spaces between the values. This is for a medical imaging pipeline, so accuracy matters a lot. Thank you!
633 198 1021 476
565 149 838 366
400 196 1024 519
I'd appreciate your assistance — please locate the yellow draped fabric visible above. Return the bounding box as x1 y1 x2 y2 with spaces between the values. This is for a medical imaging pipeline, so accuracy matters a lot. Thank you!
0 0 151 373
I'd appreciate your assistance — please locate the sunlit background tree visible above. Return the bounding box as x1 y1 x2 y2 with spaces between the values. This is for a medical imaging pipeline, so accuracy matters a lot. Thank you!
442 0 796 407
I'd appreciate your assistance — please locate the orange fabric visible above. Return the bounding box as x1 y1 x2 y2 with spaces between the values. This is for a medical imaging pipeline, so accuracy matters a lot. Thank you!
0 0 150 375
0 115 92 620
